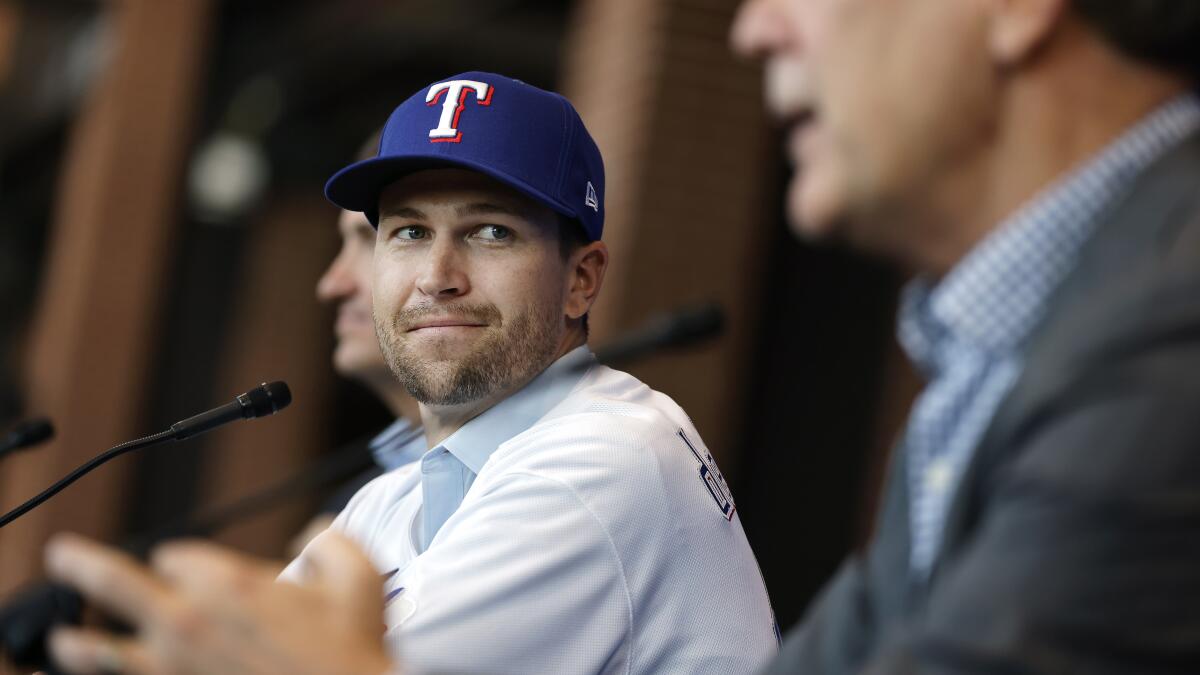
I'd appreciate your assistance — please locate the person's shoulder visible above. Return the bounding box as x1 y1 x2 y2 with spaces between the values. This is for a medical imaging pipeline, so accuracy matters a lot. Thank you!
554 363 696 426
538 363 698 452
484 365 706 495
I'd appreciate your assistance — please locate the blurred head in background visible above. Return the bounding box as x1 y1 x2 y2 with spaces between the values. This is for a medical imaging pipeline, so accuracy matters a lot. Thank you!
732 0 1200 274
316 131 418 420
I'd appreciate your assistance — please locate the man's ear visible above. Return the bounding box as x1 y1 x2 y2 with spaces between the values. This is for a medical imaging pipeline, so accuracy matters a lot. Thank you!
988 0 1069 66
565 242 608 321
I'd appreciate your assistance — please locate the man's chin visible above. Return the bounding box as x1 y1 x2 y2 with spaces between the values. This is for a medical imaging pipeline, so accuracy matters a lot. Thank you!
399 334 490 363
786 179 847 241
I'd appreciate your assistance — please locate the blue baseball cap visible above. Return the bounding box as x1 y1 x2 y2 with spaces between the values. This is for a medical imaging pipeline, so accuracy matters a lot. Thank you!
325 71 605 241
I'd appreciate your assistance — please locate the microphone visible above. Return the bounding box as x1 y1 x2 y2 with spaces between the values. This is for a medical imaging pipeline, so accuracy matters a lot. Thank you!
0 418 55 460
591 303 725 367
0 382 292 530
171 380 292 440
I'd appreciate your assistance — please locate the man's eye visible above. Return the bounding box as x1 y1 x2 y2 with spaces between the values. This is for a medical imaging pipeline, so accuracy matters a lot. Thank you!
475 225 511 241
394 226 426 240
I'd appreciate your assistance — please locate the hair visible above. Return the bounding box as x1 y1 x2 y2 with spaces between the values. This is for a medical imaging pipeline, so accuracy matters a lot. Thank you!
1073 1 1200 79
556 213 591 260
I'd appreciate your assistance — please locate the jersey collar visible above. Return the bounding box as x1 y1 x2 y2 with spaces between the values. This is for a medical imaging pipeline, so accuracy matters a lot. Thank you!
437 345 594 475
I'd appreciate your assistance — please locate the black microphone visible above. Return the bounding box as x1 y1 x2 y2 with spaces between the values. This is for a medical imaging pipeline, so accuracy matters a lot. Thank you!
171 380 292 440
591 303 725 367
0 418 55 459
0 382 292 530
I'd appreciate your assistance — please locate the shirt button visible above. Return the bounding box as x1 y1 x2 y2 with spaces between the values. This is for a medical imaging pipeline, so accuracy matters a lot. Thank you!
924 459 953 494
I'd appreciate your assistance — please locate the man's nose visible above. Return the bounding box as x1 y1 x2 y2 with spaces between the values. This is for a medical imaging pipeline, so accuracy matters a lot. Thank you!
414 239 470 298
730 0 795 59
316 253 356 303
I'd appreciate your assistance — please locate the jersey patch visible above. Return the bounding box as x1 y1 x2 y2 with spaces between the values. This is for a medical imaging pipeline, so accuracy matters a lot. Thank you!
678 429 736 521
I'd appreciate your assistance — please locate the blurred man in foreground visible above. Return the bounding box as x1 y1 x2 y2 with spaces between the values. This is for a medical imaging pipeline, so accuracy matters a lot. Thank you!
731 0 1200 672
43 71 777 674
42 2 1200 674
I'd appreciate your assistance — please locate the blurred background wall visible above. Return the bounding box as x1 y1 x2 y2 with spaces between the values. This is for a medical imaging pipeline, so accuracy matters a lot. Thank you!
0 0 918 637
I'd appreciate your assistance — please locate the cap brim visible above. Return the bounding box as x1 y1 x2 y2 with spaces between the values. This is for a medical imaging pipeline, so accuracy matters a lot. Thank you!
325 154 580 228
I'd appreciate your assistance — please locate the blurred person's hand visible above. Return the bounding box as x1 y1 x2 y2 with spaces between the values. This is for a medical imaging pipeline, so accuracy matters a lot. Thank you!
43 531 397 675
289 514 337 559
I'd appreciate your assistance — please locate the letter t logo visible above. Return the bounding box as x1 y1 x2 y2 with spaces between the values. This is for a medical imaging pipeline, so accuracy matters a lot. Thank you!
425 80 493 143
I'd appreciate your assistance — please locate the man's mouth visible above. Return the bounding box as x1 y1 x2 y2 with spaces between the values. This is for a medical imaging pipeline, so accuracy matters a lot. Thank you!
792 106 816 129
784 105 820 165
406 318 489 332
785 106 817 137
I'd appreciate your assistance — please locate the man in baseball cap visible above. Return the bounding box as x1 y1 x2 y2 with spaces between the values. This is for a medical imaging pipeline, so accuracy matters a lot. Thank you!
280 72 778 673
294 70 772 667
43 72 778 674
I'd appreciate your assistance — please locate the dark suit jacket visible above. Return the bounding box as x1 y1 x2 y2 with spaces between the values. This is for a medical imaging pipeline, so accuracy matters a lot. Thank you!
766 129 1200 674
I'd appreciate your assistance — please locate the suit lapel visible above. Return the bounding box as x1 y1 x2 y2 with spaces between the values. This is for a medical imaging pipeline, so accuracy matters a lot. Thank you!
928 129 1200 582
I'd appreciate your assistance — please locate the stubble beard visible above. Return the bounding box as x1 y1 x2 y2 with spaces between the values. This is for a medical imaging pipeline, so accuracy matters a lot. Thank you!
377 299 563 407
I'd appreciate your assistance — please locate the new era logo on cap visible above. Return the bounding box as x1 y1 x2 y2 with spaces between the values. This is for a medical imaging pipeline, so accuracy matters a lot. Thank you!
585 181 599 212
324 71 607 241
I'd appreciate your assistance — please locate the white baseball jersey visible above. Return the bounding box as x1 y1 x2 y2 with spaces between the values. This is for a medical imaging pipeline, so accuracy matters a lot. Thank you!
283 347 778 674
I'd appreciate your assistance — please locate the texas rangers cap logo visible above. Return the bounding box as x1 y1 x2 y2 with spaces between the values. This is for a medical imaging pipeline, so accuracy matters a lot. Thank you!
425 79 494 143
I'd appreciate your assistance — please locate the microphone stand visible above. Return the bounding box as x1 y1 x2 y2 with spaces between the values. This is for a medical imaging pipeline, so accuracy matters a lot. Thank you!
0 430 173 529
0 436 374 672
0 381 292 672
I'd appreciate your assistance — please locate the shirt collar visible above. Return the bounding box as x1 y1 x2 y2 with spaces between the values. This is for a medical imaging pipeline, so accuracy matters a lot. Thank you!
900 94 1200 372
436 345 594 475
368 417 425 471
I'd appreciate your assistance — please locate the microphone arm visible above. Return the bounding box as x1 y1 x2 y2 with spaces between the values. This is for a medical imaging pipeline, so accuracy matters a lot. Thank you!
125 438 375 554
0 382 291 530
0 429 175 529
591 303 725 367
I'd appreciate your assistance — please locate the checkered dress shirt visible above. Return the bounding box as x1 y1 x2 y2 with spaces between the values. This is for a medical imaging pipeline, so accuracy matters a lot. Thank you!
897 94 1200 576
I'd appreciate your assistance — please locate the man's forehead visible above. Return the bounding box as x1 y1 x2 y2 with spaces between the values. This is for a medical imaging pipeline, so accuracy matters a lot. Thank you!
378 168 551 222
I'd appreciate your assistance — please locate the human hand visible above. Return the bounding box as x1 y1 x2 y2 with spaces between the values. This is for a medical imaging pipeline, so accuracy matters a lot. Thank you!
43 530 397 675
289 514 336 559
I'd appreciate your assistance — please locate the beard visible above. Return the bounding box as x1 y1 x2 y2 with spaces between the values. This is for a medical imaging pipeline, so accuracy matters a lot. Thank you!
376 298 563 406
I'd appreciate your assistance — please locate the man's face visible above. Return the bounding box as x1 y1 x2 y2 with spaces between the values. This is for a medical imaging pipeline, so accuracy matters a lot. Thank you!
373 169 572 406
732 0 997 252
317 209 390 381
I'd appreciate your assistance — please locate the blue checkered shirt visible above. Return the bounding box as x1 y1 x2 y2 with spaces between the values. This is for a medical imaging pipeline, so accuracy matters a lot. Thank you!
898 94 1200 576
